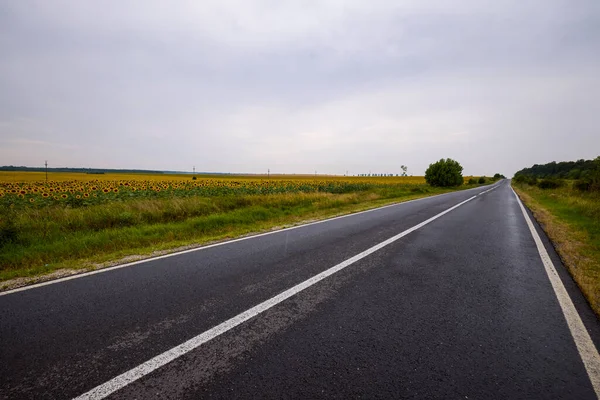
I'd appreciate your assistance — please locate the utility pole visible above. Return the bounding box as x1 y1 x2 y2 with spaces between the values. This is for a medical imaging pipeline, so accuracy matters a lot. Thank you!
45 160 48 183
268 168 270 178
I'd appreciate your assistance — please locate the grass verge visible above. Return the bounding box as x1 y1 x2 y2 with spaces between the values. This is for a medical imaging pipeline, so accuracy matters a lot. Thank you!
512 183 600 317
0 184 482 291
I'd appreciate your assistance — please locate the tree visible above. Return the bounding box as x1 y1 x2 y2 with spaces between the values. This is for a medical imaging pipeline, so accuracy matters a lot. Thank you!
513 156 599 179
400 165 408 176
574 156 600 192
425 158 464 187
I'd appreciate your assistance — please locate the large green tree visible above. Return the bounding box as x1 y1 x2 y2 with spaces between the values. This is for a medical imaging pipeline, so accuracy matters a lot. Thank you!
425 158 464 187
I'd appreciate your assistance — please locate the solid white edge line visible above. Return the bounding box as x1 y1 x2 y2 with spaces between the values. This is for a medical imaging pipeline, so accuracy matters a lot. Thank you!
73 194 481 399
1 183 499 297
511 186 600 397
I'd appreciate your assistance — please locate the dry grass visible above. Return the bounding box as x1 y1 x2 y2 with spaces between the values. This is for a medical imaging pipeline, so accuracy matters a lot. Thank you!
513 185 600 316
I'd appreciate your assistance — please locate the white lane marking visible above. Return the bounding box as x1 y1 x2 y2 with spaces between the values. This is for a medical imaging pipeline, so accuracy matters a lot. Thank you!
74 194 479 399
512 187 600 397
479 184 500 195
1 184 497 297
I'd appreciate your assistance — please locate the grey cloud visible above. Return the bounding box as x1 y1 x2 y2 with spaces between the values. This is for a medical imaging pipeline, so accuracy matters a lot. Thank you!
1 0 599 175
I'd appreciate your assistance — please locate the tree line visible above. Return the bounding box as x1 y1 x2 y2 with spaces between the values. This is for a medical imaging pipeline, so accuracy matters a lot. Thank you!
513 156 600 192
514 157 599 180
0 166 168 174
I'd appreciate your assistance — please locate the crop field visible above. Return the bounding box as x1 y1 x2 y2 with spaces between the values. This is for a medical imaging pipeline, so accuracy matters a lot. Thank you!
0 171 481 288
0 171 429 183
0 173 427 209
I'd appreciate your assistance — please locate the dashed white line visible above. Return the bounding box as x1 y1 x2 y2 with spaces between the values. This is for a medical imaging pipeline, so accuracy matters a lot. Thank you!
512 187 600 398
73 193 482 399
479 185 499 195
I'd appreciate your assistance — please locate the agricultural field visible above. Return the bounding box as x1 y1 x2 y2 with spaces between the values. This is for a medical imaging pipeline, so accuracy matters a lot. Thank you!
0 173 427 209
0 171 427 183
0 172 481 289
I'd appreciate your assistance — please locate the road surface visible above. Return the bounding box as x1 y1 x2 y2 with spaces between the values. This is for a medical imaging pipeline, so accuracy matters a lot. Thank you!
1 179 599 399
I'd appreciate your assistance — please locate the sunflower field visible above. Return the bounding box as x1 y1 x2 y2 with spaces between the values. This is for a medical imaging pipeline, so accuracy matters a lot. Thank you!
0 175 427 209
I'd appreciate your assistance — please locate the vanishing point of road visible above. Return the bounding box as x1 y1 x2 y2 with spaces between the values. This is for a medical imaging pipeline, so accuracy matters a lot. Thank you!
1 179 599 399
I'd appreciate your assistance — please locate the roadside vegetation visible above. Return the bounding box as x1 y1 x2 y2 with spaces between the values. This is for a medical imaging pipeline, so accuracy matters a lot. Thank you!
0 171 493 288
512 156 600 316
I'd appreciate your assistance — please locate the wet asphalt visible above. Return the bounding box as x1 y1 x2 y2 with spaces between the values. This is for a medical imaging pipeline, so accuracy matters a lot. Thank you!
1 180 598 399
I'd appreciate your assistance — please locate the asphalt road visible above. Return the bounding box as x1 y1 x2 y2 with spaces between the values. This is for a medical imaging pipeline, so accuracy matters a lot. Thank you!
1 180 599 399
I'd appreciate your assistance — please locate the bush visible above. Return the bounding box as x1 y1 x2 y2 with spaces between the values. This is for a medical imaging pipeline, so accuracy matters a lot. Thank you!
568 169 582 180
0 207 18 246
478 177 486 184
513 174 526 184
538 179 562 189
468 178 477 185
515 174 538 185
574 179 592 192
575 177 600 192
425 158 464 187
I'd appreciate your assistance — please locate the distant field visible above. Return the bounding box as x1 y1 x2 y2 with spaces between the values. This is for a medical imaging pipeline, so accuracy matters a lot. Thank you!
0 171 485 289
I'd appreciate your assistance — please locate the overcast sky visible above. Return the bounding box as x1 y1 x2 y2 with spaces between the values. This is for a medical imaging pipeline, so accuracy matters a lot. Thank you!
1 1 599 176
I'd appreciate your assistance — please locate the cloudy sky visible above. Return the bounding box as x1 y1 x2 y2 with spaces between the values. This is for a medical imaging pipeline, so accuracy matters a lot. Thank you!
1 1 599 176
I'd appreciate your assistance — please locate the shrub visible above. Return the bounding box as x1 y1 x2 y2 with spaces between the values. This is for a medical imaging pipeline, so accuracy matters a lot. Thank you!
575 176 600 192
478 177 486 184
526 176 538 186
574 179 592 192
425 158 464 187
468 178 477 185
514 174 538 185
513 174 526 184
538 179 562 189
0 225 18 246
568 169 582 180
0 207 18 246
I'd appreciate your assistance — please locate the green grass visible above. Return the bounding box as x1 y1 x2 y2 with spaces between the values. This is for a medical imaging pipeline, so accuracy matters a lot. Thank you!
512 182 600 316
0 183 487 288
